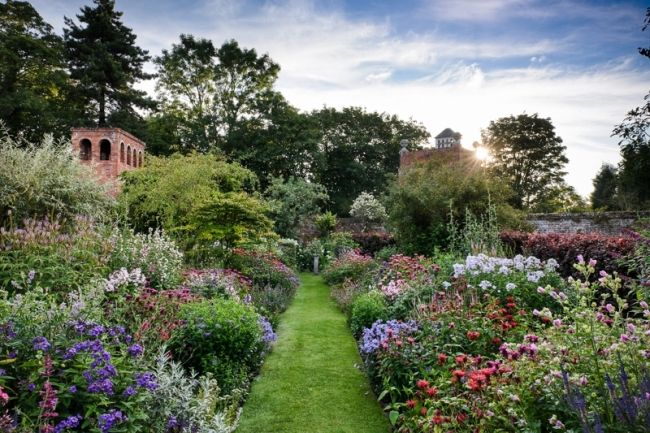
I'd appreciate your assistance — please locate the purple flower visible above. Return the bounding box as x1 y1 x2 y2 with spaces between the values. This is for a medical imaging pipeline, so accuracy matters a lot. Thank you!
68 385 77 394
258 316 276 344
360 320 418 355
54 414 82 433
33 336 51 352
27 383 36 392
87 378 114 395
98 409 126 433
127 344 143 358
122 386 137 397
0 369 5 376
134 372 158 391
87 325 105 338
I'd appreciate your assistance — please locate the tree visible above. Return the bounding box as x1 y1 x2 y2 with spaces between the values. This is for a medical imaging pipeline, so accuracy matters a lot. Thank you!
63 0 154 126
612 8 650 209
482 113 568 210
0 1 72 141
310 107 430 215
533 183 587 213
349 192 388 230
265 177 329 239
590 164 620 210
154 34 218 152
119 153 259 235
387 156 520 255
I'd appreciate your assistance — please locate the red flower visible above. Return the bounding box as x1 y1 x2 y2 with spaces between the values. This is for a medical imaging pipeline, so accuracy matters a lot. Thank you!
455 354 467 365
426 387 438 397
406 399 417 409
432 411 444 425
420 407 428 416
467 331 480 341
451 370 465 383
437 353 448 365
416 379 430 389
492 337 502 345
456 412 468 423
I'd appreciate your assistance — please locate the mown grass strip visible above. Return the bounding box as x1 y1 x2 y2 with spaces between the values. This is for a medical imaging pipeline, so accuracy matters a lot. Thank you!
236 273 390 433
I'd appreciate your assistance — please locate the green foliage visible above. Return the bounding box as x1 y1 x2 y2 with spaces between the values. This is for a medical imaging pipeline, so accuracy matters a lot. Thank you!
532 183 588 213
0 216 111 298
0 130 114 227
108 227 184 289
170 299 264 394
612 10 650 210
119 152 267 255
482 113 569 210
590 163 620 210
448 204 504 256
265 177 328 238
309 106 430 215
387 156 520 255
184 191 275 251
322 250 377 286
314 211 337 237
63 0 154 126
0 1 73 141
350 291 388 337
350 192 388 229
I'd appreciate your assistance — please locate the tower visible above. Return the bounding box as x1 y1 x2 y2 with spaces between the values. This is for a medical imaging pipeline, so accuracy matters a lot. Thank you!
71 127 145 185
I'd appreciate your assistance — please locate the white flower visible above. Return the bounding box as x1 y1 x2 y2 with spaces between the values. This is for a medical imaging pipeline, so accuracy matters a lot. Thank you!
506 283 516 291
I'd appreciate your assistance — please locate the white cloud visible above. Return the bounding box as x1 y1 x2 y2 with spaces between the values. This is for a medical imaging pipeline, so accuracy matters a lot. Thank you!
28 0 649 197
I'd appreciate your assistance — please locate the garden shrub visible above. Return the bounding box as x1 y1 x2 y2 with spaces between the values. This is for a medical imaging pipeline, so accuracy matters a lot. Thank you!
322 231 358 259
314 211 337 237
322 250 376 286
0 216 111 296
350 291 388 337
225 248 299 292
109 227 184 289
0 131 114 227
351 231 395 256
349 192 388 229
331 278 369 313
170 299 264 394
183 268 252 301
500 230 636 278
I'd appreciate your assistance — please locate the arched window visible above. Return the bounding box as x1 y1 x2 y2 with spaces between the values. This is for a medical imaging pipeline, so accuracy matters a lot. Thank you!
120 143 125 163
138 151 143 167
80 139 92 161
133 150 138 167
100 139 111 161
127 146 131 166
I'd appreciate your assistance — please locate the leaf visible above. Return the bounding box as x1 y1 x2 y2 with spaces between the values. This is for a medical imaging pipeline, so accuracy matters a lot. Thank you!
389 410 399 426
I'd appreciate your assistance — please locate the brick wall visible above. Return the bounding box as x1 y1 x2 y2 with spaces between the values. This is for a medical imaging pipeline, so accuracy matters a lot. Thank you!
526 211 650 235
71 128 145 193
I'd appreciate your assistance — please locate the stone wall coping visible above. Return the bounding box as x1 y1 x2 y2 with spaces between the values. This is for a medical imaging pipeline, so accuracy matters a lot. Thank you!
527 211 650 220
71 127 146 148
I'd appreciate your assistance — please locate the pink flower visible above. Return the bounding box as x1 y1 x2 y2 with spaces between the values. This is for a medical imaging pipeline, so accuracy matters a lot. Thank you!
577 255 585 264
605 304 615 313
553 319 563 327
620 334 630 342
588 258 597 267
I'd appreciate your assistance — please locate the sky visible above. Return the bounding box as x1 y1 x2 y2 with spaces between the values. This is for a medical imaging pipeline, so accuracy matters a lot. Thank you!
30 0 650 197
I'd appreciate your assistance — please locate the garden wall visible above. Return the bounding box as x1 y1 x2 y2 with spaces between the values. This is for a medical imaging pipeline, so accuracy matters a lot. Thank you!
298 217 386 242
526 211 650 235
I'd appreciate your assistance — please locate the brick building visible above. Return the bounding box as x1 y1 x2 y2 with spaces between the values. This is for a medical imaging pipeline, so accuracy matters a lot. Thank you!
71 127 145 186
399 128 474 171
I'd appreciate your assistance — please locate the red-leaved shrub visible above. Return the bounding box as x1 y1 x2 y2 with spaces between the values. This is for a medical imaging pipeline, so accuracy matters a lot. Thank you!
351 231 395 256
500 231 636 278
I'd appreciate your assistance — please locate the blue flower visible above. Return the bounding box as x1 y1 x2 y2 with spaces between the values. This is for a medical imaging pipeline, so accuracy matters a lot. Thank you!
32 336 51 352
98 409 126 433
127 344 143 358
54 414 82 433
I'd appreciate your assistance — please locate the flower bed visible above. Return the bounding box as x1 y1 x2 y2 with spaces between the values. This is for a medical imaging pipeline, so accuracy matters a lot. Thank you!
0 218 298 433
326 249 650 432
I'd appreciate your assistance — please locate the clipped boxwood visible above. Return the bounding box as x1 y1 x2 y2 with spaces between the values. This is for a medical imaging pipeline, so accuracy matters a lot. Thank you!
170 298 264 394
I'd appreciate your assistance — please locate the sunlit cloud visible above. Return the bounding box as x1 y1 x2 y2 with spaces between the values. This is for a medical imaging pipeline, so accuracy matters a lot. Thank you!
29 0 650 196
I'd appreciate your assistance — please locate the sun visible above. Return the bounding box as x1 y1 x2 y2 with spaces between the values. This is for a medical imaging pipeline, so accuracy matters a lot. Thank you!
475 146 490 162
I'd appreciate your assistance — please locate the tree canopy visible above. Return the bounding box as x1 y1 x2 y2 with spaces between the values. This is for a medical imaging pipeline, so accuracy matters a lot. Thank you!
482 113 568 210
63 0 154 126
0 1 72 141
612 7 650 209
590 163 619 210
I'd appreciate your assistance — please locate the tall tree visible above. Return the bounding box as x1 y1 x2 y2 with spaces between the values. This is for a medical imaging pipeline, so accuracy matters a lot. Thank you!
612 7 650 209
0 0 72 141
154 34 218 152
63 0 154 126
309 107 429 215
590 163 620 210
482 113 568 210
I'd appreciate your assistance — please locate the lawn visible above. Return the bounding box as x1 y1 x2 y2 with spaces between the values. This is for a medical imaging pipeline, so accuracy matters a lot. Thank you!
236 273 390 433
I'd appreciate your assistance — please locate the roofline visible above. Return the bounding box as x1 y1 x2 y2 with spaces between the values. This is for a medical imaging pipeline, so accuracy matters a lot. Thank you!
71 127 146 148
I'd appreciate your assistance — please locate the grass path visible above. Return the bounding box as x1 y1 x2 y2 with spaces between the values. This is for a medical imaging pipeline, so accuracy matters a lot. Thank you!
236 273 391 433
